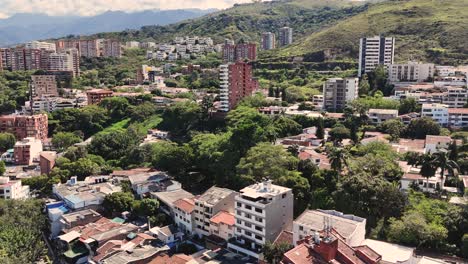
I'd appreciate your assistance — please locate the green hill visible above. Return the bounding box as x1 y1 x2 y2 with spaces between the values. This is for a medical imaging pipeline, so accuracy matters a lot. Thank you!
279 0 468 64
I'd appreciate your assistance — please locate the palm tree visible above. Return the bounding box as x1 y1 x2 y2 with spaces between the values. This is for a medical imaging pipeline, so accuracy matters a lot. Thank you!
432 150 460 186
417 153 437 192
327 147 350 174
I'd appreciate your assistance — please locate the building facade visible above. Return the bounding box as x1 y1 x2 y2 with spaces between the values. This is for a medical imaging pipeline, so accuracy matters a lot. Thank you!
223 43 257 62
14 137 43 165
0 114 48 141
31 75 58 97
261 32 276 50
0 177 29 199
387 62 435 83
228 180 293 258
421 103 449 127
25 41 56 51
219 62 258 112
103 39 122 58
86 89 113 105
323 78 359 111
279 27 293 46
358 36 395 77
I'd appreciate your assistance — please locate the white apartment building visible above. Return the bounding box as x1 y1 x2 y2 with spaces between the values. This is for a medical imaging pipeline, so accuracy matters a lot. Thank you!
387 62 435 83
193 186 237 237
173 198 196 235
48 52 74 72
442 87 467 108
421 103 449 127
435 66 457 77
0 177 29 199
358 36 395 77
228 180 293 259
219 64 230 112
368 108 399 124
25 41 56 51
279 27 293 46
293 209 366 247
434 76 467 87
323 78 359 111
448 108 468 128
261 32 276 50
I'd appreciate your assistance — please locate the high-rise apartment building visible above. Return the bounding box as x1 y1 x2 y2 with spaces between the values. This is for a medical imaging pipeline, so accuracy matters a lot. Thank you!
31 75 58 97
79 39 100 58
25 41 56 51
279 27 293 46
358 36 395 77
56 40 81 53
387 61 435 83
228 180 294 259
103 39 122 58
261 32 276 50
323 78 359 111
219 62 258 112
0 48 14 70
223 43 257 62
0 114 48 141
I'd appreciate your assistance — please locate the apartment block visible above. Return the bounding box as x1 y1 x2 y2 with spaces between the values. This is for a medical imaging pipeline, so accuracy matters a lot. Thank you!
31 75 58 97
86 89 113 105
25 41 56 51
173 198 196 235
223 43 257 62
442 87 467 108
79 39 100 58
358 36 395 77
228 180 293 259
279 27 293 46
323 78 359 111
448 108 468 128
14 137 43 165
421 103 449 127
103 39 122 58
193 186 237 237
293 209 366 247
0 114 48 141
0 177 29 199
55 40 81 53
387 62 435 83
219 62 258 112
261 32 276 50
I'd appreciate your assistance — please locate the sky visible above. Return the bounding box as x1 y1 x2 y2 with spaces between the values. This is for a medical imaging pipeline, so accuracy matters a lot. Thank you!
0 0 254 18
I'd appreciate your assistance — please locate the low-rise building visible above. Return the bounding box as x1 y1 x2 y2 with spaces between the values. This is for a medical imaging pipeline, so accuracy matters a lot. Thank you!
173 197 196 235
149 225 184 246
442 87 467 108
127 171 181 198
194 186 237 237
209 211 235 242
387 62 434 83
0 177 29 199
86 89 113 105
424 135 452 154
367 109 399 124
39 151 56 175
0 113 48 141
448 108 468 128
293 209 366 247
421 103 449 127
399 161 443 193
14 137 43 165
152 189 194 216
323 78 359 112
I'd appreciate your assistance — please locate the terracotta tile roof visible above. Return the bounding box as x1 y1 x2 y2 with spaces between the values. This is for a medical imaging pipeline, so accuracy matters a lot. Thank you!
174 198 195 214
149 253 194 264
448 108 468 114
210 211 235 226
274 230 293 246
282 243 327 264
425 135 452 145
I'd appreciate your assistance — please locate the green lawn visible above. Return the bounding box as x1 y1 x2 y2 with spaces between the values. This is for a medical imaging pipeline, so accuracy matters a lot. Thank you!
98 118 131 135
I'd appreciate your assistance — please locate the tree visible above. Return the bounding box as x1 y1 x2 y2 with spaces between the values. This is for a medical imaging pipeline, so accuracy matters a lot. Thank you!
103 192 135 215
66 158 101 180
150 142 194 187
327 147 349 174
0 160 5 176
52 132 82 152
405 117 440 139
432 150 459 183
359 74 370 96
417 153 437 191
133 198 159 217
236 143 299 184
0 133 16 152
128 102 157 122
349 154 403 182
380 119 405 142
462 234 468 258
272 116 302 138
328 125 350 143
159 101 202 139
99 97 130 120
448 141 459 161
399 97 421 115
316 117 325 139
89 127 143 161
263 241 293 264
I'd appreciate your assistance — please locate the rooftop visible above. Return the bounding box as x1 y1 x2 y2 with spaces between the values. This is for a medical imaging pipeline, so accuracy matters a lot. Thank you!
210 211 235 226
362 239 414 263
152 189 194 207
239 181 291 199
61 209 101 223
448 108 468 114
368 108 399 115
196 186 236 206
425 135 452 145
174 198 195 214
294 210 365 239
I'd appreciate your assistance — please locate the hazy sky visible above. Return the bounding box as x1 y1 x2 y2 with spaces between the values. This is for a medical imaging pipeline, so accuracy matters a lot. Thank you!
0 0 254 18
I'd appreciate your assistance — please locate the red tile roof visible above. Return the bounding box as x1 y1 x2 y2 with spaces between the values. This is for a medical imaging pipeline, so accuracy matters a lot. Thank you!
149 253 194 264
210 211 235 226
174 198 195 214
448 108 468 114
274 230 294 246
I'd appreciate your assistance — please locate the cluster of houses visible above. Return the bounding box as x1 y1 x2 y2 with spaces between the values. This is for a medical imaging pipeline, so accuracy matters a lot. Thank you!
145 36 223 61
42 164 456 264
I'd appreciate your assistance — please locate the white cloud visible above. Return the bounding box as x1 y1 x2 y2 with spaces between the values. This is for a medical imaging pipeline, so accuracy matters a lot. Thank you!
0 0 253 17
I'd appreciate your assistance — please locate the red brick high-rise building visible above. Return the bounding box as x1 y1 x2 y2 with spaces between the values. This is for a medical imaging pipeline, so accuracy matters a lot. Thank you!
0 114 48 141
222 43 257 62
219 61 258 112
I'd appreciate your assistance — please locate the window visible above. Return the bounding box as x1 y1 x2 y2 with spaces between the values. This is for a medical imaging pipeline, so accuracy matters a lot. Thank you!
245 231 252 236
237 219 242 224
282 193 286 198
255 208 262 213
255 217 263 223
299 226 303 231
245 205 252 210
237 202 242 207
255 235 262 240
245 222 252 228
245 213 251 219
255 226 263 232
